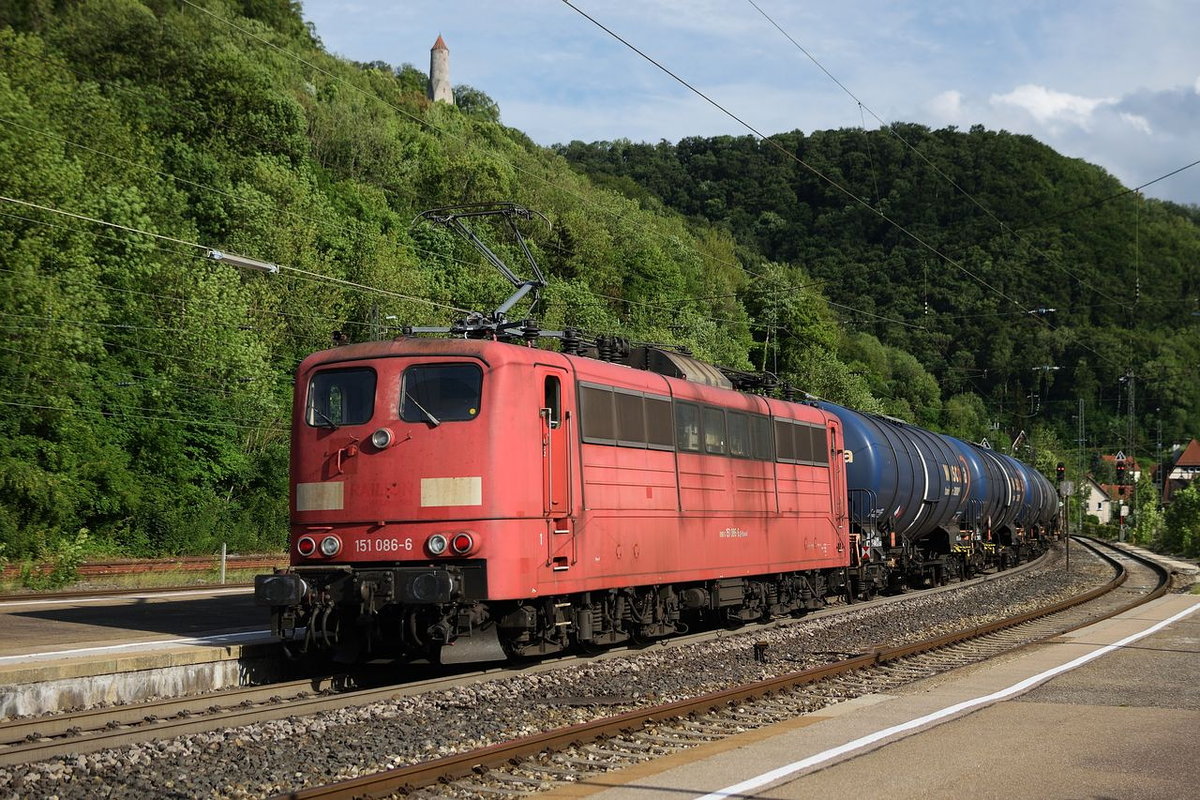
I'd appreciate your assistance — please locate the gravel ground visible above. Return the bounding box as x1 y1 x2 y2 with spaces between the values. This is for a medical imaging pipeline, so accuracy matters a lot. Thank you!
0 546 1111 799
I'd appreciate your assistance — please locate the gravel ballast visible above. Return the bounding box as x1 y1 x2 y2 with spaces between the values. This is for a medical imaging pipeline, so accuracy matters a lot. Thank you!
0 546 1112 799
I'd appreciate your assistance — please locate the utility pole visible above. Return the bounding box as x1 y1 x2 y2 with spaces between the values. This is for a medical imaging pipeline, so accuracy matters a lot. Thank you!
1125 371 1136 470
1156 410 1163 506
1057 461 1070 570
1126 371 1135 543
1077 397 1085 535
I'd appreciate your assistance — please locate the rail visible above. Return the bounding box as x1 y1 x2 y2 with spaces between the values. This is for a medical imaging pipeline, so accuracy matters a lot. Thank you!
277 537 1169 799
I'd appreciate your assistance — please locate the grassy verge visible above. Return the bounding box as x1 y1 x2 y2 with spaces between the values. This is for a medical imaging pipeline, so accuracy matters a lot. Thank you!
0 567 270 594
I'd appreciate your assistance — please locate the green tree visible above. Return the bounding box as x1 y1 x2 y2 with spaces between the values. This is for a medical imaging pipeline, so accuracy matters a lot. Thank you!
1162 484 1200 557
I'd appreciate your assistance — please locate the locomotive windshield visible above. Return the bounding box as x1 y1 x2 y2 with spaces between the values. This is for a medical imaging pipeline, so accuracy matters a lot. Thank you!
306 368 376 428
401 363 482 423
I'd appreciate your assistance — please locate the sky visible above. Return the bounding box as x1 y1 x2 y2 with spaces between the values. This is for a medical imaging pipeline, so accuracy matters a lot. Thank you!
299 1 1200 205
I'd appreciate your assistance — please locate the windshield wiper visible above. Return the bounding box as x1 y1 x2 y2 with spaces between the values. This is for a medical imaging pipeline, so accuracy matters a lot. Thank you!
310 406 340 429
404 393 441 427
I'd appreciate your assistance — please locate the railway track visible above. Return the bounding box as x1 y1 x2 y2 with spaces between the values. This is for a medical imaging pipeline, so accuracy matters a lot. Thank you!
0 667 511 767
278 537 1169 800
0 548 1054 768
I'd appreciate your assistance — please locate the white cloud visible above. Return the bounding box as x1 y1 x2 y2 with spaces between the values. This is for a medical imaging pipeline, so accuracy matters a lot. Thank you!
299 1 1200 204
1118 112 1152 135
989 84 1115 131
925 90 965 123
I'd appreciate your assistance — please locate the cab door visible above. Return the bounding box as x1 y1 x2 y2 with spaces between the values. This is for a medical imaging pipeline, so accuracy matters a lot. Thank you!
828 419 848 533
538 367 574 570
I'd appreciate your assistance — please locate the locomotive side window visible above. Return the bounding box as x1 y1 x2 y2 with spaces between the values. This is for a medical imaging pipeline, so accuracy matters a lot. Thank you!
774 419 796 461
615 390 646 446
794 422 815 463
580 385 616 443
750 415 774 461
400 364 482 423
810 426 830 465
773 419 830 466
307 368 376 427
645 397 674 450
703 407 726 454
727 411 751 458
675 402 701 452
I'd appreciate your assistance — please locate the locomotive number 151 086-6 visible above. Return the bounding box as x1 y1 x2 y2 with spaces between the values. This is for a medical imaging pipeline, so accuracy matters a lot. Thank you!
354 538 414 554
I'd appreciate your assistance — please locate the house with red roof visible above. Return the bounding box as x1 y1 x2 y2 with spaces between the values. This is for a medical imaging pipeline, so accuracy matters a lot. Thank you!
1161 439 1200 503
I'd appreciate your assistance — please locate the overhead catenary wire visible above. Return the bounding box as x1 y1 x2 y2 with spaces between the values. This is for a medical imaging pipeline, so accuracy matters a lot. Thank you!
1031 157 1200 227
743 0 1131 311
0 397 287 432
0 194 473 316
0 112 514 289
5 4 1168 373
560 0 1128 371
0 263 385 336
0 350 278 402
2 16 911 337
0 109 755 330
173 0 808 315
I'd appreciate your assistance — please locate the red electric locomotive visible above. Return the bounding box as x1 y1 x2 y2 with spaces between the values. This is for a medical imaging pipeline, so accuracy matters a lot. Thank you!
255 335 853 664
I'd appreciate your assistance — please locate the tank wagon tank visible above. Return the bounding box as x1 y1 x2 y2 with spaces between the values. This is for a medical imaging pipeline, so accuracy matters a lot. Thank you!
813 402 1059 592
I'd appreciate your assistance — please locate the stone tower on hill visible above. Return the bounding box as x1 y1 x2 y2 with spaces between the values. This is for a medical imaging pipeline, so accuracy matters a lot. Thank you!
428 35 453 104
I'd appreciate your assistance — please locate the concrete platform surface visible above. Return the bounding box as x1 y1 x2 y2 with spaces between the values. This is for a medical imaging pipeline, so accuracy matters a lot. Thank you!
0 586 262 657
555 593 1200 800
0 588 277 715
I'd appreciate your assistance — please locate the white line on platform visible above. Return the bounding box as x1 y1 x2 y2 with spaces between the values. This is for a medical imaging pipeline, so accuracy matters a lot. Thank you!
0 586 249 609
696 598 1200 800
0 630 272 665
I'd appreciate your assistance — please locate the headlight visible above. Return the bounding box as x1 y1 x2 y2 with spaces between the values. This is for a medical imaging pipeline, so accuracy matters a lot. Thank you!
296 536 316 557
371 427 394 449
427 534 448 556
451 531 475 555
319 535 341 557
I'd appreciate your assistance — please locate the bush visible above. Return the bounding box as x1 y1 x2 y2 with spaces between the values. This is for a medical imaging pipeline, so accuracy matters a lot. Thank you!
19 529 90 590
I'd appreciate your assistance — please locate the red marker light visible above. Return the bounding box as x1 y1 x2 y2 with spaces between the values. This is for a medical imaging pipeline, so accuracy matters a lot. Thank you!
451 532 475 555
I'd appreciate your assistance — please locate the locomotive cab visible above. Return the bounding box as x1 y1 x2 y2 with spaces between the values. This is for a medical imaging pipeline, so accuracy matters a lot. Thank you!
256 338 576 663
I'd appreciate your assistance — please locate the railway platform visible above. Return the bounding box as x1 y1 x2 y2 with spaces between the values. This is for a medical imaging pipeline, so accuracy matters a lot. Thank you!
554 590 1200 800
0 587 278 717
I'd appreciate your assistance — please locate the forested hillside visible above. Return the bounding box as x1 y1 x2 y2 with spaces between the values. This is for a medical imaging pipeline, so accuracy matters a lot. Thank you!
557 130 1200 458
1 1 1197 567
0 0 818 562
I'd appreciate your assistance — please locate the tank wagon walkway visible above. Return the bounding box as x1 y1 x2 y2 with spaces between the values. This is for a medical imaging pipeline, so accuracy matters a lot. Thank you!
550 591 1200 800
